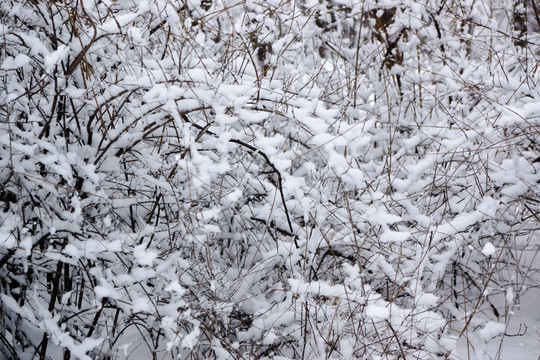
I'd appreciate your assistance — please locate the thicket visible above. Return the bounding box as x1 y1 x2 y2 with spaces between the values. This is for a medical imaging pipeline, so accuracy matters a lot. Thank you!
1 0 539 359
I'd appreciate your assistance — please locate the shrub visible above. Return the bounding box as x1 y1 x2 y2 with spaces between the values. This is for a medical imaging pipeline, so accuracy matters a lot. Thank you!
1 0 539 359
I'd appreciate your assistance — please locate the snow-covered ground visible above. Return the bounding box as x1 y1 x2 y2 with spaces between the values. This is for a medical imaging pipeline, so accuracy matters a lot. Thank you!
491 288 540 360
455 289 540 360
456 240 540 360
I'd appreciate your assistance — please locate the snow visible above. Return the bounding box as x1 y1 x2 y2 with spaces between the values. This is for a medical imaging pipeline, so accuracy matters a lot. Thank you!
164 281 186 296
380 230 411 243
481 242 496 256
131 267 155 281
479 321 506 341
133 244 158 266
132 298 151 313
288 278 349 298
94 285 114 300
366 207 402 225
99 13 138 33
2 1 540 359
0 231 16 249
44 45 70 73
415 293 439 306
128 26 146 45
181 322 201 349
237 108 269 124
365 304 390 319
0 53 31 69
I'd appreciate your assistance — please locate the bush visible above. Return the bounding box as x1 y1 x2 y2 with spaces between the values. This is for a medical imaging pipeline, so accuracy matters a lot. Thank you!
1 0 539 359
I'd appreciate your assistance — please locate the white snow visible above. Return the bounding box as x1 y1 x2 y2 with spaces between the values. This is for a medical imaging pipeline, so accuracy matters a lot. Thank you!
44 45 70 73
380 230 411 243
479 321 506 341
365 304 390 319
132 298 151 313
415 293 439 306
481 242 497 256
133 244 158 266
0 53 31 69
2 1 540 359
99 13 138 33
